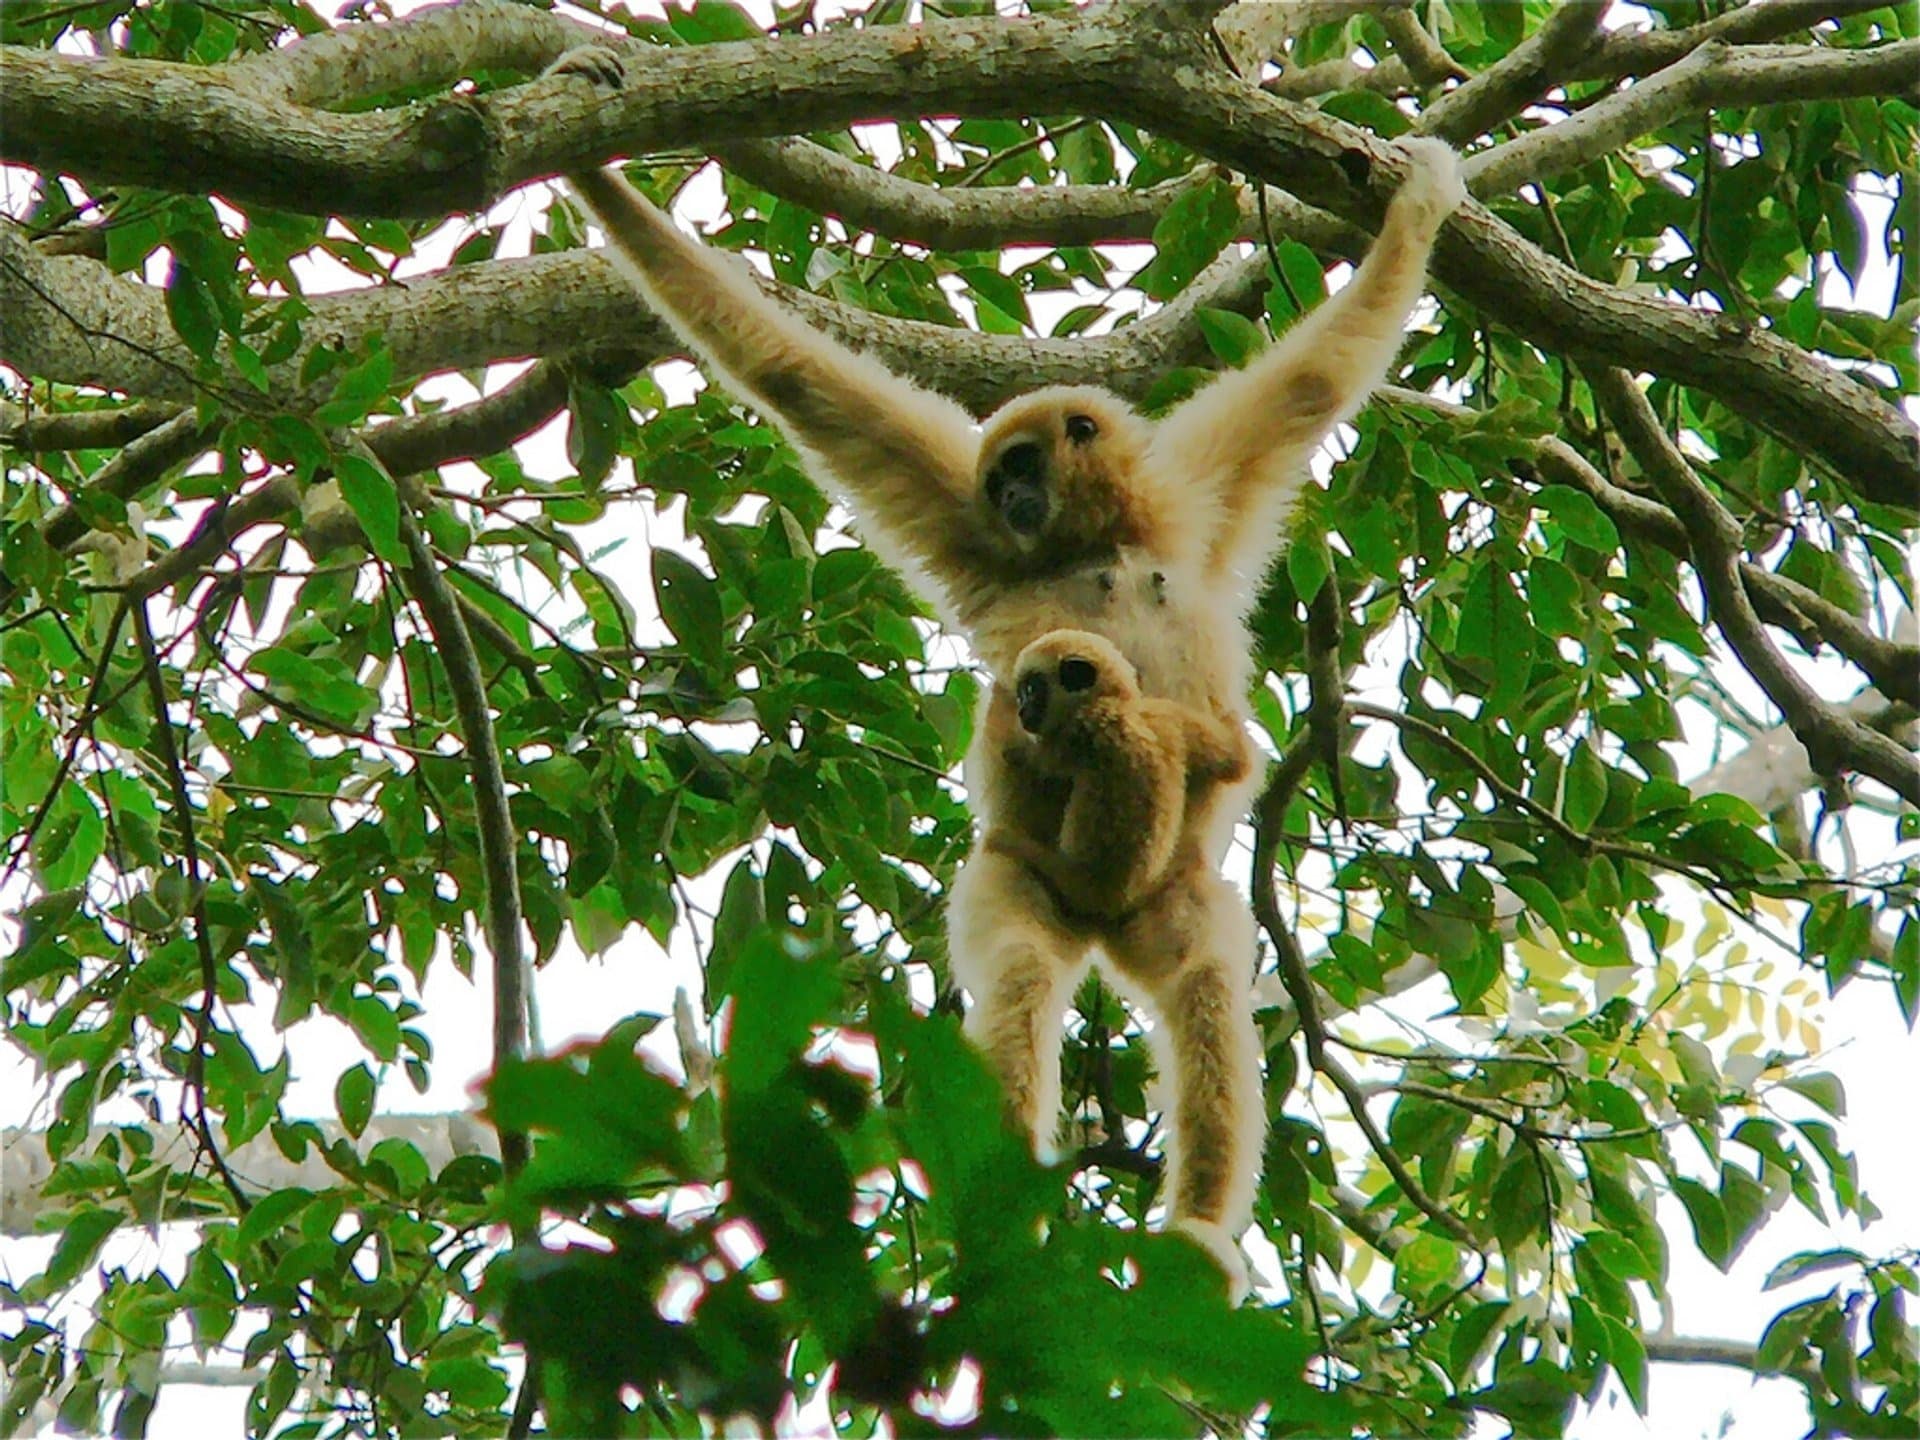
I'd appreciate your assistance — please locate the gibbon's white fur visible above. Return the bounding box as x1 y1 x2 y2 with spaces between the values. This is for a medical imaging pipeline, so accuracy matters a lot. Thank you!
551 46 1465 1297
986 629 1250 920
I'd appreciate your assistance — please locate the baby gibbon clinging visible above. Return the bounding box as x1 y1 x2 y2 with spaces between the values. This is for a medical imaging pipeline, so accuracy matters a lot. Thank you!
987 630 1250 920
549 44 1466 1298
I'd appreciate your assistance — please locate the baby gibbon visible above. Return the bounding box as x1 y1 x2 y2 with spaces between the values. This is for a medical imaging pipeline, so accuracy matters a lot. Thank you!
548 44 1466 1298
987 630 1249 920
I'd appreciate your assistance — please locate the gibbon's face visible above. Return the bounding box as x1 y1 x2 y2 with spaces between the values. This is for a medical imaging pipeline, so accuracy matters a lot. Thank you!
975 387 1154 565
1012 628 1139 736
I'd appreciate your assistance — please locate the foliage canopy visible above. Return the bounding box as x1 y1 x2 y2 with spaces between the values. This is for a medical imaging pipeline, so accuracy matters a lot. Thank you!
1 1 1917 1437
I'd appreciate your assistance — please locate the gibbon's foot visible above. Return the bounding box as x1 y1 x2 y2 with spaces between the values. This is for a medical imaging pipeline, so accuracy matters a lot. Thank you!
1392 135 1468 231
1174 1217 1250 1305
545 43 627 90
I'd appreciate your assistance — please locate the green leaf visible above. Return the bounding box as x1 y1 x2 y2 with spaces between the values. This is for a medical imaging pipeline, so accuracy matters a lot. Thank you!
1271 238 1328 312
1196 307 1265 368
1491 1146 1549 1252
43 1207 120 1289
332 450 407 568
237 1186 314 1251
652 549 725 664
720 934 875 1351
1534 484 1621 552
247 649 378 727
1562 739 1608 833
1394 1233 1461 1298
1138 178 1240 300
311 342 394 427
1602 1315 1649 1413
424 1355 511 1408
1781 1070 1847 1118
165 263 221 360
335 1063 376 1138
1673 1175 1731 1269
1764 1248 1864 1291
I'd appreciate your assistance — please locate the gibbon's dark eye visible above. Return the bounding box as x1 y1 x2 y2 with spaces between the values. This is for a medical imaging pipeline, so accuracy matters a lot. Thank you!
1058 657 1098 693
1065 413 1098 443
1015 671 1049 733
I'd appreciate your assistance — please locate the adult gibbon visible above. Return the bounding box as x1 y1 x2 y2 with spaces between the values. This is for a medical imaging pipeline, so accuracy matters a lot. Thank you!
549 44 1465 1297
987 629 1250 920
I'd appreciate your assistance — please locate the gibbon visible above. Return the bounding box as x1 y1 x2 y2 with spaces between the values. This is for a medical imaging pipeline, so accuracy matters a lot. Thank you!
549 45 1466 1299
986 629 1250 920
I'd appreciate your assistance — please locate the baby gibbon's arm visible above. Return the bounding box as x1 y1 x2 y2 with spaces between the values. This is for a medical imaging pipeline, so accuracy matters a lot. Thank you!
1148 138 1466 584
1149 701 1252 786
568 162 981 579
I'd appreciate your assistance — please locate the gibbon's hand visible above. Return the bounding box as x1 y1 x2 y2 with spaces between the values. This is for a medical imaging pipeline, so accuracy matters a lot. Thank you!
1389 135 1469 235
544 44 628 90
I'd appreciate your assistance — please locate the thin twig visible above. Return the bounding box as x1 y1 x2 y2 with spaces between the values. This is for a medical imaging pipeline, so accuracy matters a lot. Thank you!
131 599 251 1215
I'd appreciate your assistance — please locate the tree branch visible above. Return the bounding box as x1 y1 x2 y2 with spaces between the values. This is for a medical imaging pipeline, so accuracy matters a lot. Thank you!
1693 691 1916 816
5 8 1914 500
1377 386 1920 711
1250 699 1478 1248
1415 2 1611 145
0 397 179 451
385 455 531 1176
1324 1185 1804 1381
1468 39 1920 197
1377 7 1464 89
715 136 1201 249
1566 0 1902 82
2 1114 498 1235
1587 366 1919 807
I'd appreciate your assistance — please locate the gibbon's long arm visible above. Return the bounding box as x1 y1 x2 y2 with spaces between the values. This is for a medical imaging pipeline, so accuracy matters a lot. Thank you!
570 167 982 586
1148 138 1466 589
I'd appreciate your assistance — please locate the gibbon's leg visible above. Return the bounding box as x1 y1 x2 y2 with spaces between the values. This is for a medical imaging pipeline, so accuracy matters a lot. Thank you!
1109 872 1263 1301
1148 136 1467 583
543 49 981 586
949 846 1091 1159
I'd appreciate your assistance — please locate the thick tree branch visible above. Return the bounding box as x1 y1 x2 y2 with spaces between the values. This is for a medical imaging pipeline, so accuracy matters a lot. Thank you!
1693 691 1916 816
4 8 1913 500
1 219 679 413
1567 0 1902 81
27 409 213 555
715 136 1201 250
1415 2 1611 145
387 460 531 1178
95 359 586 613
1468 39 1920 197
0 397 179 451
1376 7 1464 89
1262 51 1416 102
716 138 1373 258
1104 74 1917 509
1588 366 1919 807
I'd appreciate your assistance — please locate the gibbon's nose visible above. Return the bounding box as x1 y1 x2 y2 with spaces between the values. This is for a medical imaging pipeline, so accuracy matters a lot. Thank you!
1015 672 1049 733
995 440 1044 479
985 441 1050 534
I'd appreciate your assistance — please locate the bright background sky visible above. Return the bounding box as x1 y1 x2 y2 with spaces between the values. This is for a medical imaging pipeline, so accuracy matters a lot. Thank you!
4 3 1915 1438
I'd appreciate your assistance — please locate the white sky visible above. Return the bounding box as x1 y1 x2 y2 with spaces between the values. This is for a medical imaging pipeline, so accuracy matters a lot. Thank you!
3 3 1915 1438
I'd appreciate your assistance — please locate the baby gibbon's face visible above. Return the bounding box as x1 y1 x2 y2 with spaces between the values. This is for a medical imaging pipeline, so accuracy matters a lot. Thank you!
975 387 1156 565
1012 628 1139 736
